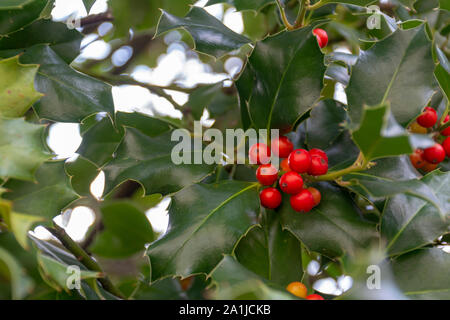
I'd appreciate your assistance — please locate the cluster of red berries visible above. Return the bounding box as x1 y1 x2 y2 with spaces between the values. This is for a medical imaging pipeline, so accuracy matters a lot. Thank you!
249 136 329 213
286 281 324 300
409 107 450 172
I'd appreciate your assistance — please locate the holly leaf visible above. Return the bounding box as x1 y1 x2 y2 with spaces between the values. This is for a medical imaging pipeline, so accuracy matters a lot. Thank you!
82 0 96 12
0 0 51 35
89 202 155 258
210 255 296 300
155 6 251 58
241 26 325 130
19 45 114 123
0 56 43 117
346 24 435 127
0 20 83 64
65 156 100 197
0 118 51 181
440 0 450 11
381 171 450 256
102 115 214 196
0 246 34 299
435 47 450 102
205 0 274 11
319 0 377 5
392 248 450 299
280 182 379 258
146 181 259 281
2 161 80 222
235 210 303 287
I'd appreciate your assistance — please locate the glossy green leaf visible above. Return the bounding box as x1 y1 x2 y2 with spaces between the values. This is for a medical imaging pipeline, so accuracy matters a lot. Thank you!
435 48 450 102
352 104 418 161
3 161 80 222
392 248 450 299
0 0 50 35
0 20 83 64
280 182 379 258
0 246 34 299
146 181 259 281
320 0 377 5
19 45 114 122
0 55 43 117
89 202 155 258
82 0 96 11
306 99 347 150
65 156 100 197
156 6 251 58
381 171 450 256
210 256 296 300
346 24 435 127
205 0 273 11
102 119 214 197
235 210 303 287
0 118 50 181
242 26 325 130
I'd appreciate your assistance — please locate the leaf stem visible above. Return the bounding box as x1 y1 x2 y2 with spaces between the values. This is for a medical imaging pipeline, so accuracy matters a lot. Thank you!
309 152 369 181
46 224 124 299
294 0 308 28
276 0 295 30
307 0 324 10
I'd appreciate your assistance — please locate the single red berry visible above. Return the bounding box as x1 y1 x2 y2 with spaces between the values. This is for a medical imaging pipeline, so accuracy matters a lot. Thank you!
421 161 438 173
307 187 321 206
271 136 294 158
280 158 291 172
313 28 328 48
249 143 271 165
306 294 324 300
423 143 446 164
416 107 437 128
309 148 328 163
443 137 450 157
260 188 282 209
308 155 329 176
290 189 315 213
279 171 304 195
441 115 450 136
288 149 311 173
256 164 279 186
409 149 426 169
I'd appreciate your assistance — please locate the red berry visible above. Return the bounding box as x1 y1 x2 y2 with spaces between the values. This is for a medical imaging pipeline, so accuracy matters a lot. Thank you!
280 158 291 172
307 187 321 206
416 107 437 128
279 171 304 195
441 115 450 136
443 137 450 157
422 161 438 173
249 143 271 165
306 294 324 300
260 188 282 209
423 143 446 164
256 164 279 186
290 189 315 213
271 136 294 158
409 149 426 169
309 148 328 163
313 28 328 48
288 149 311 173
308 155 329 176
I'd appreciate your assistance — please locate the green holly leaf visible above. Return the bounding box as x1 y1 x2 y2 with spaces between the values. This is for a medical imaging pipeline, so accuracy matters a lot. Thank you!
65 156 100 197
0 0 51 35
280 182 379 258
351 104 433 162
89 202 155 258
241 26 325 130
19 45 114 123
205 0 274 11
102 114 214 196
0 246 34 299
440 0 450 11
156 6 251 58
146 181 259 281
82 0 96 12
435 47 450 102
0 20 83 64
235 210 303 287
346 24 435 127
381 171 450 256
210 256 296 300
319 0 377 5
2 161 80 222
392 248 450 299
0 56 43 118
0 118 50 181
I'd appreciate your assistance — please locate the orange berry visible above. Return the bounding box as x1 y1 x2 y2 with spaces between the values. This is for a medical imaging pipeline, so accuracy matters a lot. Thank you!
286 281 307 298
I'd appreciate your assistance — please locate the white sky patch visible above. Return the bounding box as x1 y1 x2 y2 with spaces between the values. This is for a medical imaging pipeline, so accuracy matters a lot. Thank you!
80 40 111 60
146 197 171 234
54 207 96 242
47 123 82 159
223 8 244 34
90 171 105 200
